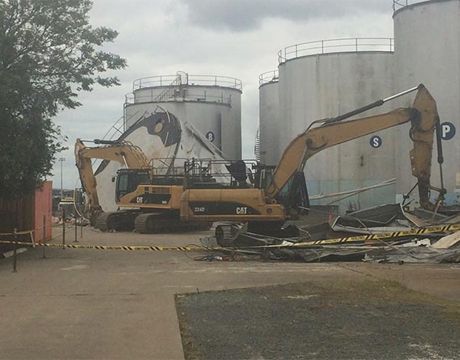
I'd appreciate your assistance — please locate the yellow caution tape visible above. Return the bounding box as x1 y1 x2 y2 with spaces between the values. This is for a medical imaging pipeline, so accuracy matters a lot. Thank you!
0 223 458 252
0 230 34 236
309 223 459 245
0 240 203 252
257 222 460 249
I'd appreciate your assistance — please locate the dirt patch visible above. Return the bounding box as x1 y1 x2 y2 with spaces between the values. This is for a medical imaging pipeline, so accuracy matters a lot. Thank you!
176 279 460 360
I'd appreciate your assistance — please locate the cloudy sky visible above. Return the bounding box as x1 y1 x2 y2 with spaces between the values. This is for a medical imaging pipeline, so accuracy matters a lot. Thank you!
53 0 395 189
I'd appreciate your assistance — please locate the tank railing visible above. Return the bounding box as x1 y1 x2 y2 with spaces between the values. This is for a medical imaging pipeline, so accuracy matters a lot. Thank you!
133 73 242 91
122 109 146 132
124 74 182 105
278 38 394 63
393 0 427 11
152 74 183 103
134 74 179 90
125 72 183 105
186 74 242 90
393 0 409 10
393 0 425 11
124 88 233 106
259 70 279 86
100 115 124 141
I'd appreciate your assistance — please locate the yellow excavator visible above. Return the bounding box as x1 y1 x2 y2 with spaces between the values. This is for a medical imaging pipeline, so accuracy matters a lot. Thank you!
179 84 445 244
75 138 150 227
78 84 445 238
75 138 203 233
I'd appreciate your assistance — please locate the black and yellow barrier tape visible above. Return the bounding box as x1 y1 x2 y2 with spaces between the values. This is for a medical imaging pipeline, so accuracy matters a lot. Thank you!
0 223 458 252
242 222 460 249
0 240 203 252
307 223 459 245
0 230 34 236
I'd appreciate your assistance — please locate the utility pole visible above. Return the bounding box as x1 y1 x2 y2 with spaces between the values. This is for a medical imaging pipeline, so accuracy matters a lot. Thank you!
59 157 65 199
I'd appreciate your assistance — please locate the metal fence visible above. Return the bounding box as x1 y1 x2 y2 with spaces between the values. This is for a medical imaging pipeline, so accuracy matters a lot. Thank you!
125 88 233 106
278 38 394 64
124 72 240 106
393 0 426 11
132 73 242 91
259 70 279 86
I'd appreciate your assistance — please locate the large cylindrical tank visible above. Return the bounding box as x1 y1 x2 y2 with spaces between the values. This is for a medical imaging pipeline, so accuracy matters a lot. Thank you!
258 70 281 165
277 38 396 210
124 72 242 160
394 0 460 205
94 111 227 212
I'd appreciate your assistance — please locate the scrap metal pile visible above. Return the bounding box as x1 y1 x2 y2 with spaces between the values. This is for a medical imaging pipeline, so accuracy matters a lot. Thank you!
204 204 460 264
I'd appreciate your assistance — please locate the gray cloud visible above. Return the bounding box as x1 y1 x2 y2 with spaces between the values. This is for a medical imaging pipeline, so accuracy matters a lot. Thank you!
179 0 391 31
51 0 393 188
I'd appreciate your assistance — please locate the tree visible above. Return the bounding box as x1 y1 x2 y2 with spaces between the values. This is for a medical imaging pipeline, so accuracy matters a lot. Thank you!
0 0 126 198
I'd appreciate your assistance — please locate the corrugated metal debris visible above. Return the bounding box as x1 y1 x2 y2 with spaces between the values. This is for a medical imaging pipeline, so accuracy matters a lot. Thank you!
203 204 460 264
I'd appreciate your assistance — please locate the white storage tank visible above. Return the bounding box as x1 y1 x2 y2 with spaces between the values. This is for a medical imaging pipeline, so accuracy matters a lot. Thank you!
124 72 242 160
276 38 396 210
258 70 281 165
94 111 227 212
393 0 460 205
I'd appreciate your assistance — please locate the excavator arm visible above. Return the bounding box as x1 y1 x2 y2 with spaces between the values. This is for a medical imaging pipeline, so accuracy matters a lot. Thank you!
408 88 441 210
266 85 440 210
74 139 150 220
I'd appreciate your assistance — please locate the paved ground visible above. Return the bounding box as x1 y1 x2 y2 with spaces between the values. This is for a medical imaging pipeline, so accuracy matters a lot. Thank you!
0 225 459 359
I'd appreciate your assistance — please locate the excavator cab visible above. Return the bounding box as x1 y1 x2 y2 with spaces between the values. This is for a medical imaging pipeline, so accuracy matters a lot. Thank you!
274 171 310 215
253 164 275 190
115 169 150 202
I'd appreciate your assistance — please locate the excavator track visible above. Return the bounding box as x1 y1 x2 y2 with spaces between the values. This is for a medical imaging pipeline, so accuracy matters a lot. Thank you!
95 211 137 232
134 212 208 234
215 223 243 247
215 222 296 247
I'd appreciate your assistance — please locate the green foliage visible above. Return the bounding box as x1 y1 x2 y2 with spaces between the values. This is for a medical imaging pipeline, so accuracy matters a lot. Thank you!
0 0 127 198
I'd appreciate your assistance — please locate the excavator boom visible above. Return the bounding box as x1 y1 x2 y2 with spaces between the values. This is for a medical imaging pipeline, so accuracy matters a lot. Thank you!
408 87 439 210
74 139 150 220
266 108 415 197
266 85 439 211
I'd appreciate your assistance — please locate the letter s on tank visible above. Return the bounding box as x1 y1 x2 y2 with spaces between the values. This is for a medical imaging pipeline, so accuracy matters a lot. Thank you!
369 135 382 148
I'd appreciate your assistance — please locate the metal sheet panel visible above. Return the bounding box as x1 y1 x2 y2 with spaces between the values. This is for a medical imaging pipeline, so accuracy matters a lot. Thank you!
33 181 52 243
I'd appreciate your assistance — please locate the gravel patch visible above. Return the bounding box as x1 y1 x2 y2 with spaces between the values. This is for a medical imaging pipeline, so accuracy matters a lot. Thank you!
176 280 460 359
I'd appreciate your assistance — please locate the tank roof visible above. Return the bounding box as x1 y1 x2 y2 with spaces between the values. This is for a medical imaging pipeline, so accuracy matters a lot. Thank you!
393 0 456 16
132 73 242 92
278 38 394 64
259 70 279 87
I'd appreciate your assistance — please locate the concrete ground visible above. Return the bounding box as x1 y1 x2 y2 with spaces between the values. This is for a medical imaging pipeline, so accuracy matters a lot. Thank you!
0 225 459 359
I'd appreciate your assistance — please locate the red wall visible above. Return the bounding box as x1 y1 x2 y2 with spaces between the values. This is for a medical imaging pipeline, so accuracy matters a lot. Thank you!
34 181 52 243
0 181 52 246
